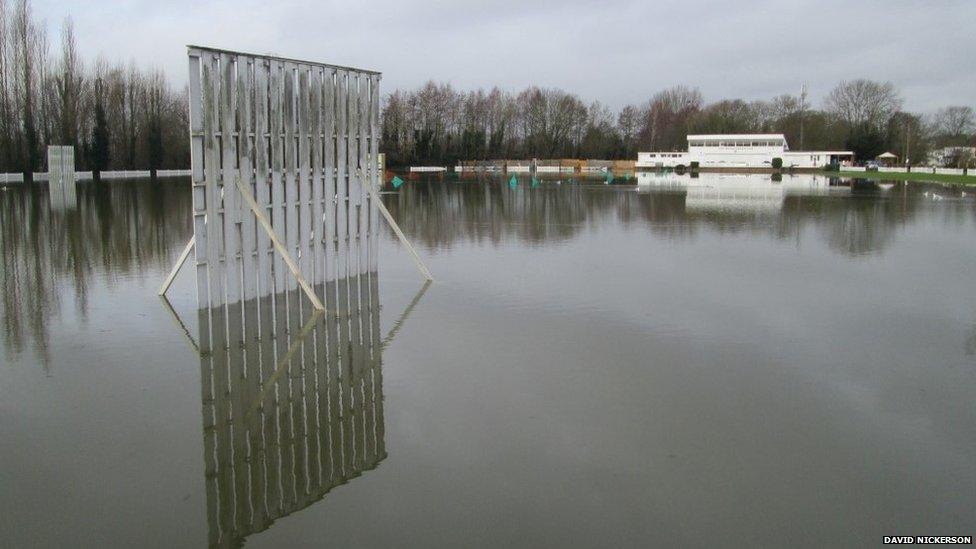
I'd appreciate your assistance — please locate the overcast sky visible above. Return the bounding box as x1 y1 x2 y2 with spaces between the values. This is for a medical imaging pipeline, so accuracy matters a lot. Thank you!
33 0 976 113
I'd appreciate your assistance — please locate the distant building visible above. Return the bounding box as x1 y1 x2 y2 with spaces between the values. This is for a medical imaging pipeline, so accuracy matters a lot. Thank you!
636 134 853 169
927 146 976 168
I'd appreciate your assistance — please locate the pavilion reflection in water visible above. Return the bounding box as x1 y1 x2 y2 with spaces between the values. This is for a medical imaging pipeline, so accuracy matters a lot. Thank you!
198 274 384 547
636 171 847 213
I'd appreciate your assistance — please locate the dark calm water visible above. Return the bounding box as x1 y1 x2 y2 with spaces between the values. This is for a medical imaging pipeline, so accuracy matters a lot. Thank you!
1 173 975 547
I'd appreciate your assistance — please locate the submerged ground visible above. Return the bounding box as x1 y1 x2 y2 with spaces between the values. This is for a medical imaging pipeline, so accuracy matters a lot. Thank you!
1 172 975 547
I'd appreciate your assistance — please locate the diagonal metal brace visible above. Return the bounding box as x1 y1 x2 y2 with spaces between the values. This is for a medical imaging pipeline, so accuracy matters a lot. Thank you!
244 308 324 419
158 236 196 296
233 176 326 312
360 169 433 281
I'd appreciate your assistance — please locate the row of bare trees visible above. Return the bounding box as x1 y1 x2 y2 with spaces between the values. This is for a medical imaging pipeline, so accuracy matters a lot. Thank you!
381 83 633 166
0 0 187 179
382 79 975 167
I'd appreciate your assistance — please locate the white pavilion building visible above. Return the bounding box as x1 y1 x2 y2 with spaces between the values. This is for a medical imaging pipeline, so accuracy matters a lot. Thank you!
636 134 853 169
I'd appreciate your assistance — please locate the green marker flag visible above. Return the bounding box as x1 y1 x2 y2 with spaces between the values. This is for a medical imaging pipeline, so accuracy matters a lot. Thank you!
531 176 540 188
509 175 518 188
392 175 404 189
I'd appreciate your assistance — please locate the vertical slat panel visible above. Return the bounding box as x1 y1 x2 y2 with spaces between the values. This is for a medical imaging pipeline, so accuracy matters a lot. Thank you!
360 299 376 469
278 61 302 496
297 66 312 291
305 312 324 494
347 73 362 280
345 75 361 318
283 63 299 293
281 281 299 506
67 147 76 189
221 53 242 306
296 305 315 499
323 70 337 285
368 74 380 273
367 275 383 462
309 68 324 289
254 60 272 300
255 287 276 520
334 70 349 288
312 312 330 486
226 301 250 531
203 52 225 307
359 275 375 468
269 60 287 296
198 309 219 547
270 281 291 509
368 275 386 462
350 277 365 472
209 306 235 538
356 73 369 277
325 280 342 484
189 53 210 307
247 299 268 528
235 61 263 526
238 56 257 303
239 293 261 530
336 277 353 477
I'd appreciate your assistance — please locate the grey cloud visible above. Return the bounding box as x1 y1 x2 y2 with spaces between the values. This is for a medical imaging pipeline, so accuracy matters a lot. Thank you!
39 0 976 112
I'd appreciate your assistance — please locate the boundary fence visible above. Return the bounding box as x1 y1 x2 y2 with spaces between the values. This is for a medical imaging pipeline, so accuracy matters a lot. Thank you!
0 169 191 184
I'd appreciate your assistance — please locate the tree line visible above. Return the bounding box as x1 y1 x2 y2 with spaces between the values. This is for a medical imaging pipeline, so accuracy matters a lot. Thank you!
0 0 188 180
381 80 975 168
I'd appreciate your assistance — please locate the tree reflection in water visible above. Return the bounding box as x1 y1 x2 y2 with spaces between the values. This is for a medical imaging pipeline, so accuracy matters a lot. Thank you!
3 173 975 366
383 173 974 259
0 180 191 364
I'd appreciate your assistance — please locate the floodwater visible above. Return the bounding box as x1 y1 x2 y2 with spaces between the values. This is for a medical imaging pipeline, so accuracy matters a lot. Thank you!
1 172 975 547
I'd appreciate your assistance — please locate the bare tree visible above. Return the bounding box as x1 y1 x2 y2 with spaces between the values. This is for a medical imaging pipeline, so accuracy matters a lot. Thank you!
0 0 11 169
380 89 410 164
886 111 929 165
690 99 756 134
11 0 47 178
54 17 84 147
824 79 902 130
930 106 975 146
578 101 616 159
145 69 164 175
485 87 514 158
638 85 703 151
617 105 640 159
